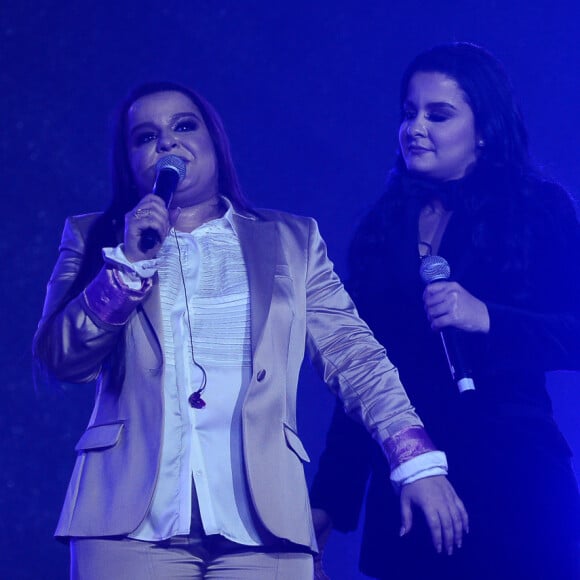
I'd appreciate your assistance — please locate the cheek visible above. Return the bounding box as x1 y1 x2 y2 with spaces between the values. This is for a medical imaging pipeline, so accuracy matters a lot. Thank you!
128 150 152 191
200 136 218 160
129 145 152 171
453 130 477 161
398 124 407 147
455 120 476 146
439 126 471 154
199 141 219 174
441 133 478 177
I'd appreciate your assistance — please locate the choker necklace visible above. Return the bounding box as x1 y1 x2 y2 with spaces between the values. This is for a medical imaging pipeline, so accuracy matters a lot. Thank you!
174 230 207 409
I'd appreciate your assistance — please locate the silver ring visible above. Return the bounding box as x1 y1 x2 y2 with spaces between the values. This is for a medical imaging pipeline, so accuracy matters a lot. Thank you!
134 208 151 219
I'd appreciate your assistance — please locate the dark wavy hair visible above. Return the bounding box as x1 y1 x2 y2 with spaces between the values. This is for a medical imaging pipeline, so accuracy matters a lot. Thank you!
395 42 531 176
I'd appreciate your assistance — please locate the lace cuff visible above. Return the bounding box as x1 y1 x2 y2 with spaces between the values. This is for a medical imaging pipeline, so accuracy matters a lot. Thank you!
382 425 438 469
83 266 152 326
382 426 448 488
102 245 159 279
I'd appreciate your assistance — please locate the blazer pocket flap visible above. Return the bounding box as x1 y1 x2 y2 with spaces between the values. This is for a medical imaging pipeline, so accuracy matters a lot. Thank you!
283 424 310 463
75 422 124 452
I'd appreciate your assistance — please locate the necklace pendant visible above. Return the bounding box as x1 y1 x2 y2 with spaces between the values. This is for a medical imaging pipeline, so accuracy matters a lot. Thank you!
189 391 206 409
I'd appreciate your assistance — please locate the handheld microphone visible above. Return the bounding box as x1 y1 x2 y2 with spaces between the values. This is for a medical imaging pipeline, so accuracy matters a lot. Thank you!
139 155 187 251
419 255 475 393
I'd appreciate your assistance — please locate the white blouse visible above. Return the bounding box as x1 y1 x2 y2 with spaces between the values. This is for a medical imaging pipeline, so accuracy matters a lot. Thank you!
106 205 262 544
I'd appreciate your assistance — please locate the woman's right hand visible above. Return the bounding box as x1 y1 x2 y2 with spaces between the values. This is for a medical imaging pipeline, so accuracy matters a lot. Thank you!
124 194 170 262
423 280 490 333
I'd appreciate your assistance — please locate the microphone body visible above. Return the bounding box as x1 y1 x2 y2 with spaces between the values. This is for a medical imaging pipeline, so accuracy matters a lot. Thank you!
419 255 475 393
139 155 186 252
437 327 475 393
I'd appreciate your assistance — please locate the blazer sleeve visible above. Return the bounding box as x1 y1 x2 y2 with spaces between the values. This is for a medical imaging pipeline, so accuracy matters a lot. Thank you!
33 216 150 383
303 218 430 448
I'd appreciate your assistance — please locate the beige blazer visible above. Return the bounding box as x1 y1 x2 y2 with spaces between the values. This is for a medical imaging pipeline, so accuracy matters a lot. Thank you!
36 206 423 550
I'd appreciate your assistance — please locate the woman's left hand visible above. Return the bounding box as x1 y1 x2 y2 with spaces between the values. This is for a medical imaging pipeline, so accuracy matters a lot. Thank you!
400 475 469 555
423 281 490 333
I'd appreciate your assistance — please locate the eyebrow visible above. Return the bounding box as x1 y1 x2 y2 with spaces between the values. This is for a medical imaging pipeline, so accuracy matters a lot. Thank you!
403 99 459 110
129 111 202 135
428 101 458 110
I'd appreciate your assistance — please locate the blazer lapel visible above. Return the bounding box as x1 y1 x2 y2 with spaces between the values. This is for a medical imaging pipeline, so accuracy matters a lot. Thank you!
138 275 164 364
232 212 278 355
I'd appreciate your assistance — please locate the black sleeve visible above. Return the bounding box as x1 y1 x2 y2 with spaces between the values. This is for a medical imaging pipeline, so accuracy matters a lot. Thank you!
478 182 580 372
310 399 376 532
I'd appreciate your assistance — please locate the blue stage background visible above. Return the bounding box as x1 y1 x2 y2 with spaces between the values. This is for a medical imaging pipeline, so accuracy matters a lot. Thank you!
2 2 580 578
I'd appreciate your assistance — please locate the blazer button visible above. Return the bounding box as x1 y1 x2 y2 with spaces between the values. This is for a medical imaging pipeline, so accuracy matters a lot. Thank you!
256 369 267 382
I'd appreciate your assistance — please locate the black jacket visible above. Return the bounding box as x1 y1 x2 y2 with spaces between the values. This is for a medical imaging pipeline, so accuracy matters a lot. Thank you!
310 174 580 579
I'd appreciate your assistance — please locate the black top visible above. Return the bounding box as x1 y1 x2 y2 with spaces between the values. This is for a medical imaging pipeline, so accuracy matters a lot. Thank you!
310 170 580 579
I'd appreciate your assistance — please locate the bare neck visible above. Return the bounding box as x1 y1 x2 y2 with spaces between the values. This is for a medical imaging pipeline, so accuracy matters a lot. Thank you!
169 197 226 232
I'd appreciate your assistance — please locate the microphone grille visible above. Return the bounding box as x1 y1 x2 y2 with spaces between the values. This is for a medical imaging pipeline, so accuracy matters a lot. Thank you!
419 255 451 284
156 155 186 181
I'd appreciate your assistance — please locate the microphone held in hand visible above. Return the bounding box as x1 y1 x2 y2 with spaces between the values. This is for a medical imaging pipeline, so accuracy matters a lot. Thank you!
419 255 475 393
139 155 187 251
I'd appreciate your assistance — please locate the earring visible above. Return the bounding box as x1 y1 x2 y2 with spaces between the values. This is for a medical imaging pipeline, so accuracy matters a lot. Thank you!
477 139 485 148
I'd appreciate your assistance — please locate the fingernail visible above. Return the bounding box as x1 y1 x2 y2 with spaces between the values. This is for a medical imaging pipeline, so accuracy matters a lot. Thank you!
437 544 442 554
399 527 406 537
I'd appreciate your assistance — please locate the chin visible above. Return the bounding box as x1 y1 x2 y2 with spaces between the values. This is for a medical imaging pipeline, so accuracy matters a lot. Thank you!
406 161 435 176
